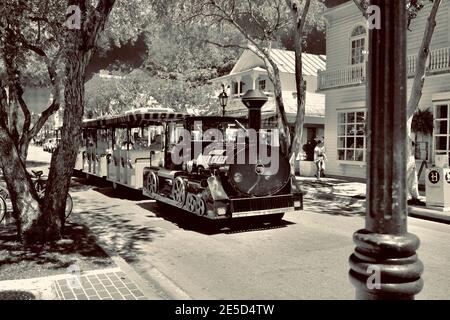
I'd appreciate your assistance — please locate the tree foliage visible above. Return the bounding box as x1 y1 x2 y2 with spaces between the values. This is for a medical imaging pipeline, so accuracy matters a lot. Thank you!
412 108 434 135
85 69 220 117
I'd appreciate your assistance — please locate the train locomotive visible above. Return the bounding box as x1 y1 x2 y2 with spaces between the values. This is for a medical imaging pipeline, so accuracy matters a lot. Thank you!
142 90 303 220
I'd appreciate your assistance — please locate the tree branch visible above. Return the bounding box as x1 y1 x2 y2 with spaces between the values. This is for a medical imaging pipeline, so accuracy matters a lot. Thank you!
352 0 369 18
83 0 116 51
407 0 443 120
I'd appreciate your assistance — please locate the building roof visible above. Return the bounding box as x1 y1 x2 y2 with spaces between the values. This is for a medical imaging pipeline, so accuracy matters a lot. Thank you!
269 49 326 76
230 49 326 77
261 91 325 124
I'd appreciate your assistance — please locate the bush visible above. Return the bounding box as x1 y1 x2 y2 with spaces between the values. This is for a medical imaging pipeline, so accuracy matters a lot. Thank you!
302 140 318 161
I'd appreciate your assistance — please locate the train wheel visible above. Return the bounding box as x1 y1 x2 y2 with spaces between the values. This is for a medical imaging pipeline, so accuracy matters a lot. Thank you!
186 194 196 212
172 177 186 206
195 196 206 216
148 171 159 195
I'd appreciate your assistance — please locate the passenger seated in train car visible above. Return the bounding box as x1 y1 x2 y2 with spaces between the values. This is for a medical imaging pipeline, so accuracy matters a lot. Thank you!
133 136 144 150
87 135 95 148
149 134 165 167
97 133 109 152
149 134 163 151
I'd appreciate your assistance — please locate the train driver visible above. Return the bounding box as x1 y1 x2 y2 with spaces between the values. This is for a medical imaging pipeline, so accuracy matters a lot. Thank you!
149 134 163 151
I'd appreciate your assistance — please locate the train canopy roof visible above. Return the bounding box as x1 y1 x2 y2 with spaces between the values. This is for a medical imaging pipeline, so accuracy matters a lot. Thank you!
82 110 250 129
83 108 186 128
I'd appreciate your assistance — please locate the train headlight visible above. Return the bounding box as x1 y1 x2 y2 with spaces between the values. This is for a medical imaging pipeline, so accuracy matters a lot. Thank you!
216 207 227 216
233 172 243 183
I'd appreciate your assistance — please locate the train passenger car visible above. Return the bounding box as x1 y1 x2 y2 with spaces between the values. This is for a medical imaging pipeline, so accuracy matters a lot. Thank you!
74 108 185 190
142 97 303 221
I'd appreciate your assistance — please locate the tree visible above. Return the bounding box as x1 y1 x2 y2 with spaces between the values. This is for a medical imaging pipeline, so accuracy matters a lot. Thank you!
85 69 220 117
182 0 324 164
406 0 442 203
353 0 442 202
0 0 65 241
285 0 324 168
183 0 294 156
0 0 152 243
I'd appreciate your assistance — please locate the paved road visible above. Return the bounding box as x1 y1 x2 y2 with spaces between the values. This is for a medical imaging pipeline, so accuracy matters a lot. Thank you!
29 146 450 299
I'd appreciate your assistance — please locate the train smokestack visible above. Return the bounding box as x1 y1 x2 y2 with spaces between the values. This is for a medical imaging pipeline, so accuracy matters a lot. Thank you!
241 90 268 132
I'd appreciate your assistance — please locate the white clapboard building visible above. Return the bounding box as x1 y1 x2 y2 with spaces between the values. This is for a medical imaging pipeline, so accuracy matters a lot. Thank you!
211 48 326 146
318 1 450 180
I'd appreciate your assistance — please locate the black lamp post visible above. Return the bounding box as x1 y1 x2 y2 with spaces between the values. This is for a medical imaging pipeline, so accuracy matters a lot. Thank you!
218 88 228 116
348 0 423 299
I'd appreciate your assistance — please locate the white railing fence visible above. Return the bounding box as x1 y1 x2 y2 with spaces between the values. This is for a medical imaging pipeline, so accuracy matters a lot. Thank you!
319 46 450 90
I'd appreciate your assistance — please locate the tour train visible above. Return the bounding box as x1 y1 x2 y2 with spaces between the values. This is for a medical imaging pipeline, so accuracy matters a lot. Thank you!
73 104 303 221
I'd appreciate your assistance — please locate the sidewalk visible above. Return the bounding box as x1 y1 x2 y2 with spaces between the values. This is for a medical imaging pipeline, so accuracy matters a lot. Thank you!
297 175 450 224
0 261 164 300
0 267 152 300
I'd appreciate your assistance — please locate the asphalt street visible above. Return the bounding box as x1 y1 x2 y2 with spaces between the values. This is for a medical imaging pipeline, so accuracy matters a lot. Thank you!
27 146 450 300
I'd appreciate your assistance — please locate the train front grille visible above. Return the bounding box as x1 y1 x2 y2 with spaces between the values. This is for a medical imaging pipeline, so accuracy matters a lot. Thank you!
230 194 293 213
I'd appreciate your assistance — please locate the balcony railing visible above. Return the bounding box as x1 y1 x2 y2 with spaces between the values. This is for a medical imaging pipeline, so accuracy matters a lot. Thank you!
318 64 365 90
408 46 450 75
318 46 450 90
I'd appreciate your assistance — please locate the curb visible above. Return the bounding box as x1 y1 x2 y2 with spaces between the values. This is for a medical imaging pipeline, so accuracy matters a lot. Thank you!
90 233 190 300
110 256 163 300
408 207 450 225
141 257 191 300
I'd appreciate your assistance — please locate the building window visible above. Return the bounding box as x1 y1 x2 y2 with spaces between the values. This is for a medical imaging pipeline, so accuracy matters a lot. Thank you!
259 80 266 91
233 81 244 94
337 110 366 162
350 26 366 65
434 103 450 164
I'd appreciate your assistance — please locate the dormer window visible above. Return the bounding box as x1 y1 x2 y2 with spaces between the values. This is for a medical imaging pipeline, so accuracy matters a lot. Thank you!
350 25 366 65
259 80 266 91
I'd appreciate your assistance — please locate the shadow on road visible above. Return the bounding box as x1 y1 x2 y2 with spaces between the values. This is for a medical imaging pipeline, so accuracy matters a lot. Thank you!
303 196 365 217
70 194 160 263
137 201 295 236
71 176 147 201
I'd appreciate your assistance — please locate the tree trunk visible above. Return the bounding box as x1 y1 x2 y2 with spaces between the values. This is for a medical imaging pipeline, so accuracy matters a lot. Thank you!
285 0 310 173
406 0 442 200
0 126 44 243
270 63 291 156
247 43 291 156
290 27 306 174
41 51 90 239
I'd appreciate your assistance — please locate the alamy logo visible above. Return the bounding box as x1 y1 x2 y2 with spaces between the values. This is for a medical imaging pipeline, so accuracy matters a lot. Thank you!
65 5 81 30
366 265 381 290
66 264 82 289
366 5 381 30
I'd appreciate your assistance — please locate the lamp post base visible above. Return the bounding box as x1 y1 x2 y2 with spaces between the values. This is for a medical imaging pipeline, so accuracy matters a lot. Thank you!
349 229 424 300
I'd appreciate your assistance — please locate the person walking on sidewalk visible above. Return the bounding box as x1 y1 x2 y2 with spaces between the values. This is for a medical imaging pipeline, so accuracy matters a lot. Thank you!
314 140 326 180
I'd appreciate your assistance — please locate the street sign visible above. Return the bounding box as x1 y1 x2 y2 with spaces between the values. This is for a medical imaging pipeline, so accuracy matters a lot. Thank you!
425 167 450 211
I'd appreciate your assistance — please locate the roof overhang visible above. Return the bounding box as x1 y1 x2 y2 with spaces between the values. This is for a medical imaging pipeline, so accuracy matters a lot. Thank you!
210 67 267 83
